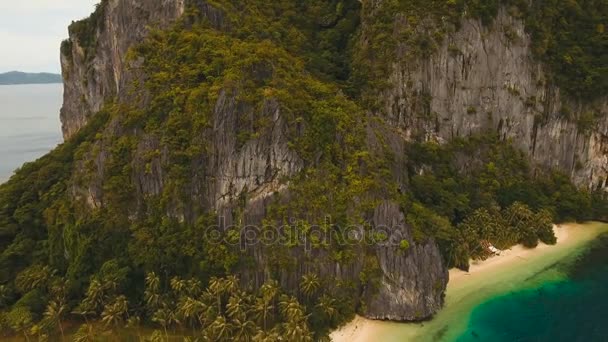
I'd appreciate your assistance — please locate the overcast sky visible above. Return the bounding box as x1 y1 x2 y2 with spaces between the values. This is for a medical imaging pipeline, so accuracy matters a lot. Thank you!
0 0 99 73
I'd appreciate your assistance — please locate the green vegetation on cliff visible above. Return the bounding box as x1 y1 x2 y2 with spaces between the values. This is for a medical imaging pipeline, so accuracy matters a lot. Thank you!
63 0 109 59
403 135 602 269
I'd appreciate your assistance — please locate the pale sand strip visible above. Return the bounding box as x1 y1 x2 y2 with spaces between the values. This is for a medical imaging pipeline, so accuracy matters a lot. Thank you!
331 223 608 342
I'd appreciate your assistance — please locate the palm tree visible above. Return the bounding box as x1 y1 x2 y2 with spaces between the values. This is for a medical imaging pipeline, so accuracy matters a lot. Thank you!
15 265 55 294
9 307 33 342
252 328 281 342
279 295 305 321
177 296 206 331
145 272 162 313
170 276 187 297
29 324 48 342
43 300 67 340
48 278 69 304
152 307 178 340
281 318 313 342
72 324 95 342
224 275 239 294
0 285 12 308
208 277 226 314
81 279 105 315
146 272 161 292
260 280 279 303
186 278 202 297
232 317 257 342
101 295 129 328
126 316 143 341
315 294 337 320
104 279 118 295
149 330 165 342
209 315 233 341
226 294 246 320
299 274 320 299
252 297 274 330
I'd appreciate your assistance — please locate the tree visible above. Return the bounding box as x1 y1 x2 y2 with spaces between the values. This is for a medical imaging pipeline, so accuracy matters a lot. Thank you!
15 266 55 294
152 306 178 340
534 209 557 245
101 295 129 329
208 276 239 314
177 296 206 331
281 318 313 342
72 324 95 342
315 295 337 320
504 202 539 248
145 272 162 313
252 297 274 330
232 317 257 342
208 277 225 314
299 274 320 298
208 315 233 341
226 293 247 320
43 300 67 340
170 276 187 297
224 275 239 295
279 295 306 322
260 280 279 303
6 307 34 342
78 278 108 316
185 278 203 298
126 316 143 341
253 328 281 342
0 285 13 309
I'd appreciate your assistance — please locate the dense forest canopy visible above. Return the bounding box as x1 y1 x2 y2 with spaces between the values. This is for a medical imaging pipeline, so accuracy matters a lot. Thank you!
1 0 607 340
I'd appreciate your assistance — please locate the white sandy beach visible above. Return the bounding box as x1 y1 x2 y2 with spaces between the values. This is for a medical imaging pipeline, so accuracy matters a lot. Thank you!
331 223 608 342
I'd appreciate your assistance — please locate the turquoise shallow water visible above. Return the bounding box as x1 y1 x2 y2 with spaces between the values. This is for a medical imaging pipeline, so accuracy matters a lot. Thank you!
457 233 608 342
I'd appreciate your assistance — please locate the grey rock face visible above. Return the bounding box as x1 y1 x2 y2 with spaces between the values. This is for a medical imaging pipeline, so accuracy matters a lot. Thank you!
61 0 187 139
235 199 447 322
364 201 447 321
60 0 226 140
380 9 607 191
205 92 303 209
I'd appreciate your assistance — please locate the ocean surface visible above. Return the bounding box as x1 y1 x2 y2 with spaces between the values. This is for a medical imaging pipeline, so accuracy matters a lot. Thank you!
457 232 608 342
0 84 63 183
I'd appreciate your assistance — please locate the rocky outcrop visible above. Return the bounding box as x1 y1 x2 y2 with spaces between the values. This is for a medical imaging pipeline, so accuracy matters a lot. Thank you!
364 202 447 321
60 0 186 139
231 199 447 321
60 0 226 140
58 0 604 325
60 2 449 322
205 93 302 209
378 8 607 191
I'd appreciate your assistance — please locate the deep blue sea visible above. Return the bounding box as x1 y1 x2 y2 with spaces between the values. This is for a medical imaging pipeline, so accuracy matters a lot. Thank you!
0 84 63 183
457 233 608 342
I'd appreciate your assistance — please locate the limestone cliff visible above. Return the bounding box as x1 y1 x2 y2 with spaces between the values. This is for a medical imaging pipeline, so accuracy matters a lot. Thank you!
61 0 226 139
61 0 186 139
60 0 448 322
57 0 604 324
368 6 607 191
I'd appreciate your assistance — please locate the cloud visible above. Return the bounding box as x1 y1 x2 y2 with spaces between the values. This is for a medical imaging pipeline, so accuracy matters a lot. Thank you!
0 0 99 73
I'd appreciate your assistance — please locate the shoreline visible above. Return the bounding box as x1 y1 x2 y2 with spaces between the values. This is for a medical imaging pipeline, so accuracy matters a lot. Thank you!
331 222 608 342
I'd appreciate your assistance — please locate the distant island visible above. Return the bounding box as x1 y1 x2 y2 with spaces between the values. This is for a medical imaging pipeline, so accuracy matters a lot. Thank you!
0 71 62 85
